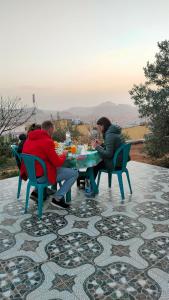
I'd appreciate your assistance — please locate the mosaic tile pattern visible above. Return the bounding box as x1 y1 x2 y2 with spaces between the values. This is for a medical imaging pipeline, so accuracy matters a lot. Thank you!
0 256 44 299
0 161 169 299
95 215 145 240
134 201 169 221
20 212 67 236
0 228 16 253
46 233 103 268
138 236 169 268
84 262 161 299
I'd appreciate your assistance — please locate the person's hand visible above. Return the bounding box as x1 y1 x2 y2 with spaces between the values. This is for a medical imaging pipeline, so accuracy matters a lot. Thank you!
63 150 68 156
95 139 102 145
91 139 98 148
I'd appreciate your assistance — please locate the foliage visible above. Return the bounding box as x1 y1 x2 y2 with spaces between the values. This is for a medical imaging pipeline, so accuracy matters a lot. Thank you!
0 96 35 136
0 135 15 158
52 124 81 143
52 128 66 142
129 40 169 157
122 132 130 141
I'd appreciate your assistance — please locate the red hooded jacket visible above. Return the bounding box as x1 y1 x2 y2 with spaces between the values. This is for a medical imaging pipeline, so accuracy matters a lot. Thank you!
20 129 66 184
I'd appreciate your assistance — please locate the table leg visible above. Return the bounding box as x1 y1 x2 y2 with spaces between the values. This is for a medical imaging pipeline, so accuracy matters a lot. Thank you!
86 168 99 194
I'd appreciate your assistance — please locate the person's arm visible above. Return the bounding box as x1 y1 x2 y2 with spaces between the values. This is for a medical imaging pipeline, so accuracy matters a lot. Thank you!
45 140 66 168
95 135 115 159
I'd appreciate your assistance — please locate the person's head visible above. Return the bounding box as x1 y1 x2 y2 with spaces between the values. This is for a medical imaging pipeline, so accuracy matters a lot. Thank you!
27 123 41 133
97 117 111 134
19 133 27 141
41 120 54 137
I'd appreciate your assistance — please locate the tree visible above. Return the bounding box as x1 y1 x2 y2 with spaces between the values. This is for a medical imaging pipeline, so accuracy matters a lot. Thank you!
0 97 35 136
129 40 169 157
52 124 81 143
52 128 66 142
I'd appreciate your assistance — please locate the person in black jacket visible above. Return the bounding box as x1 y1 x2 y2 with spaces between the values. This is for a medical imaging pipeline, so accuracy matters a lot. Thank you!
91 117 124 179
16 133 27 169
16 124 41 168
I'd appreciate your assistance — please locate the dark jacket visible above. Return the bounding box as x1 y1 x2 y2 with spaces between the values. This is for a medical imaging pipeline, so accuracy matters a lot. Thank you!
15 134 27 169
95 124 124 169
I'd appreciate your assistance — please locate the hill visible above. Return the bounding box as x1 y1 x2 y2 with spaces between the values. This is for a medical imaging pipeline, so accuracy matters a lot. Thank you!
29 101 140 127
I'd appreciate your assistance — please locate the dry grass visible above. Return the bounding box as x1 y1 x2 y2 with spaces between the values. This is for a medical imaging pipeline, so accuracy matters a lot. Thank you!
122 125 150 140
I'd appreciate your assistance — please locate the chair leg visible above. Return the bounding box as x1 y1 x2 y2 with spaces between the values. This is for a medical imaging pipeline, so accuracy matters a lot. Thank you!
97 171 101 188
25 182 31 213
37 187 44 219
87 168 98 194
108 173 112 188
66 189 71 203
17 176 22 199
125 169 132 194
117 172 125 200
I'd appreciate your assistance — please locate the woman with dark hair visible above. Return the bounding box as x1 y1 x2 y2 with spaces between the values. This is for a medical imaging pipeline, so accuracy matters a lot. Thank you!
90 116 124 183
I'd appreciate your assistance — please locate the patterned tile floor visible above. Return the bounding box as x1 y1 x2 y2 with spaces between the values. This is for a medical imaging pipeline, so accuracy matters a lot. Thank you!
0 161 169 299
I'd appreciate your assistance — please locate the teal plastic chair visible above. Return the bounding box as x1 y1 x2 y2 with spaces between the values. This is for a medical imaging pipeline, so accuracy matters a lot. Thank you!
21 154 71 218
11 145 22 199
21 153 51 218
97 143 132 201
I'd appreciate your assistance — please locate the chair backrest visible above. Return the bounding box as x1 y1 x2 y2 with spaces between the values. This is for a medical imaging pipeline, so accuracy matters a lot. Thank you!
113 143 131 170
21 154 47 184
11 144 21 162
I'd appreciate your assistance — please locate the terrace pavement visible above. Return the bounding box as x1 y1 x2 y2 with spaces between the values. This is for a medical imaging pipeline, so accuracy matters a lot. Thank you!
0 161 169 299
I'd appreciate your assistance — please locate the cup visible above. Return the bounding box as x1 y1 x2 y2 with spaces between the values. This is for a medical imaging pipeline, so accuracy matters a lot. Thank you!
54 141 58 149
71 145 77 154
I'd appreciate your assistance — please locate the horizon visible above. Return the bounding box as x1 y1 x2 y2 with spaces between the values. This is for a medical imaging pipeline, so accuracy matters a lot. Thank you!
0 0 169 110
31 100 137 112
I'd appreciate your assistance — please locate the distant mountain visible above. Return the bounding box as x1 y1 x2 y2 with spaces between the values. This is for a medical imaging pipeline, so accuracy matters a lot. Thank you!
27 101 140 127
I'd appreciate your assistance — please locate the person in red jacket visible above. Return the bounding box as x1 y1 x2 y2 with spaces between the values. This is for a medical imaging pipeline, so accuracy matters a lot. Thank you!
21 120 78 208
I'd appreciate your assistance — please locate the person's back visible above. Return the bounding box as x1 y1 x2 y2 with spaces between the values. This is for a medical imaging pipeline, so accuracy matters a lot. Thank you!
21 129 66 184
101 124 124 169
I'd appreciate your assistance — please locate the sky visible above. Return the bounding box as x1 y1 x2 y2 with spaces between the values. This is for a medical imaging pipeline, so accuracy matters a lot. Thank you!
0 0 169 110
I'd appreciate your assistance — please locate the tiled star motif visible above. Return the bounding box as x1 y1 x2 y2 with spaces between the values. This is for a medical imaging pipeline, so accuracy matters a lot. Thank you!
0 256 44 299
0 228 16 253
95 215 145 240
0 218 16 226
84 262 161 299
139 236 169 267
143 194 156 200
161 192 169 201
50 274 76 293
114 206 127 212
153 223 169 233
69 202 102 218
21 212 67 236
73 220 89 229
134 201 169 220
20 240 40 252
111 245 130 257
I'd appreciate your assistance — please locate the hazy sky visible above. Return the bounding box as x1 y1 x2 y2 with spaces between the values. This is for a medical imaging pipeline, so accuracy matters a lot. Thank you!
0 0 169 110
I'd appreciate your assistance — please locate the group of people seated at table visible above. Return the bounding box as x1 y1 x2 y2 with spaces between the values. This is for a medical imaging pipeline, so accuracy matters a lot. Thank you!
18 117 124 208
